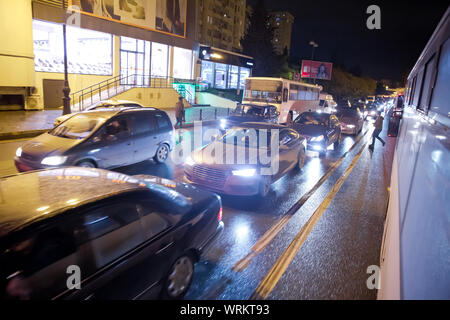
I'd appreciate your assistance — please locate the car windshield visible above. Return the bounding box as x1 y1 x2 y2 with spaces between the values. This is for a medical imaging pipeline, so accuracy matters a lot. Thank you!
294 113 329 126
221 128 273 148
49 114 103 139
232 105 266 117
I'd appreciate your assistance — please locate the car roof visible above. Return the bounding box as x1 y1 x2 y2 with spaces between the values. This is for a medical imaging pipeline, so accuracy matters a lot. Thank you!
233 122 288 130
0 168 149 236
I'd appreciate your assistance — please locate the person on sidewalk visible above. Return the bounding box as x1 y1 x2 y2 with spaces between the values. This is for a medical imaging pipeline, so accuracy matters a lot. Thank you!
175 97 185 128
369 111 386 150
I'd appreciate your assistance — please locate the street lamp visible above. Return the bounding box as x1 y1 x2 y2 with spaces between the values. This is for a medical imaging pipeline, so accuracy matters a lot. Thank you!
309 41 319 84
62 1 71 115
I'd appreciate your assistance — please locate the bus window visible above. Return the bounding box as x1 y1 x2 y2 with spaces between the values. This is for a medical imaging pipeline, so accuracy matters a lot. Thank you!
418 55 436 112
283 88 288 102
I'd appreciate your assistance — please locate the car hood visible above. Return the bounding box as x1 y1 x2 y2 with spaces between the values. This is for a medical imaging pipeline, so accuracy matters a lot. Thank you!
55 114 74 124
338 116 358 124
20 133 82 160
291 124 327 139
191 140 269 169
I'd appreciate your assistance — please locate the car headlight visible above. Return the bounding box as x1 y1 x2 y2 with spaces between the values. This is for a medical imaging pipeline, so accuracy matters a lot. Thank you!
41 156 68 166
16 147 22 157
311 135 324 142
220 119 227 130
232 169 256 177
364 111 368 116
347 124 355 128
371 111 376 116
185 156 195 166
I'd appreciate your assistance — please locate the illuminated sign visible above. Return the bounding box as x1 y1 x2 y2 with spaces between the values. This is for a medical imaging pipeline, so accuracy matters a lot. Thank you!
301 60 333 80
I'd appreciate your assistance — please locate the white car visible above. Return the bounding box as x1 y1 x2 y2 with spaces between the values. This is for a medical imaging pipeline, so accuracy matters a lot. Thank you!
54 100 144 127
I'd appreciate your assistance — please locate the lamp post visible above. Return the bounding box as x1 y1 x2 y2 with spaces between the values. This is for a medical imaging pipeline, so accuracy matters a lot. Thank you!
62 1 71 115
309 41 318 84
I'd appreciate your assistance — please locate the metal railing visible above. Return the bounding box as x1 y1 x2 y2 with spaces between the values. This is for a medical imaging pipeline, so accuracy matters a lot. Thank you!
70 74 195 111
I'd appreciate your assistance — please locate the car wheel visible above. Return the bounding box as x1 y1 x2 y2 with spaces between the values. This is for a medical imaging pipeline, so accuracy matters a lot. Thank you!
154 144 170 163
296 148 306 171
77 160 96 168
161 254 195 300
258 176 271 197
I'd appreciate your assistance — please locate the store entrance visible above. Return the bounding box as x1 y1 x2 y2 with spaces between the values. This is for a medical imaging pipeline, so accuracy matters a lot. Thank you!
120 37 150 86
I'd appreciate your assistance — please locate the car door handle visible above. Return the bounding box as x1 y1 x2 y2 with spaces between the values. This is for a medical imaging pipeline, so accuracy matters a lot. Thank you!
156 242 174 255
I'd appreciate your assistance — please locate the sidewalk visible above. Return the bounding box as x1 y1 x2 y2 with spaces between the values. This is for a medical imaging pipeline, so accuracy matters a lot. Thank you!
0 106 231 140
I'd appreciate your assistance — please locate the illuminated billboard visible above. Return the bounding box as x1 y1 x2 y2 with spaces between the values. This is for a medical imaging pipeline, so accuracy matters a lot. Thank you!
69 0 187 38
301 60 333 80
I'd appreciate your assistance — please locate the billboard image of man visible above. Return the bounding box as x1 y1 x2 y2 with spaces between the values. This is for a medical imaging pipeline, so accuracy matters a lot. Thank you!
156 0 186 36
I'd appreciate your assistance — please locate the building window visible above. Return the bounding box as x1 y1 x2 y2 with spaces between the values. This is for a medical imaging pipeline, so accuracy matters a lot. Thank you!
173 47 193 80
33 20 112 75
228 65 239 89
239 67 251 90
215 63 228 89
201 61 214 88
120 37 150 86
151 42 169 78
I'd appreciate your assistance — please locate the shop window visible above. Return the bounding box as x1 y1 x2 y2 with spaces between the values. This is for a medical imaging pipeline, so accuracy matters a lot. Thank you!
173 47 193 80
215 63 228 89
120 36 151 86
228 65 239 89
33 20 112 75
151 42 169 78
201 61 214 88
239 67 251 90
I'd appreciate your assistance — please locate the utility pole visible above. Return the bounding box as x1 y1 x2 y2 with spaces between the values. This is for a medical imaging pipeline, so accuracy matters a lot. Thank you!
62 1 71 115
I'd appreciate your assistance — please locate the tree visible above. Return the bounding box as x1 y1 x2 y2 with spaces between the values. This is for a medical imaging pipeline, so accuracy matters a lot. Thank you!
241 0 280 77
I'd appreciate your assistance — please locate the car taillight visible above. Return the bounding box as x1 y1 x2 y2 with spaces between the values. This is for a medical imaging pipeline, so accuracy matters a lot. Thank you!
217 207 223 221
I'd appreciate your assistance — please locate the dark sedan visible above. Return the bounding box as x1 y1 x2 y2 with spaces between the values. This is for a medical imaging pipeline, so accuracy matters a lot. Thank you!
335 108 364 135
0 168 223 300
219 104 279 132
290 112 341 157
15 108 174 172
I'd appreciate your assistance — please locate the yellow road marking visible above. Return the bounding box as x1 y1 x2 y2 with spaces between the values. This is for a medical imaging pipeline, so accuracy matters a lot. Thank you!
232 129 371 272
250 140 369 300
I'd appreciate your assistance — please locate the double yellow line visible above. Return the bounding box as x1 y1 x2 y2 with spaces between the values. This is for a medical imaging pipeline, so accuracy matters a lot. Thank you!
233 130 370 273
250 139 370 300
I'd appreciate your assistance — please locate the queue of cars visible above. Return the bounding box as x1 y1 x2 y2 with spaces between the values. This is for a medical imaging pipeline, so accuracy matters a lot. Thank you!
5 97 377 299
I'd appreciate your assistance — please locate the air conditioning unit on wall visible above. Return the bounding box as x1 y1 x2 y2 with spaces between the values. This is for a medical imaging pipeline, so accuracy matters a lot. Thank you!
25 94 43 110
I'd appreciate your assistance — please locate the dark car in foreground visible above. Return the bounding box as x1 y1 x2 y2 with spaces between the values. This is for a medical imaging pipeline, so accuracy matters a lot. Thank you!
335 108 364 135
219 104 279 132
15 108 174 172
0 168 223 300
184 123 306 197
290 112 341 157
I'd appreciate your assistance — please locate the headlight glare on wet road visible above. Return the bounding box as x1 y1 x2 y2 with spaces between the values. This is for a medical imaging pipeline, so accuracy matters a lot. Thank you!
185 156 195 166
232 169 256 177
41 156 68 166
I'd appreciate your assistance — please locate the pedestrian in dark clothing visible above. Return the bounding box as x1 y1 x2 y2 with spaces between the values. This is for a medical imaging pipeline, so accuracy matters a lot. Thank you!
175 97 185 128
369 112 386 150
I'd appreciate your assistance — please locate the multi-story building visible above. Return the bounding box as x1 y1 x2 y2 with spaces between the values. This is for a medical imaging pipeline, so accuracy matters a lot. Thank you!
195 0 247 52
0 0 253 111
268 11 294 55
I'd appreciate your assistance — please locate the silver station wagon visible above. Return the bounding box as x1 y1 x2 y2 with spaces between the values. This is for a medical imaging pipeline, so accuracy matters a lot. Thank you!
15 108 174 172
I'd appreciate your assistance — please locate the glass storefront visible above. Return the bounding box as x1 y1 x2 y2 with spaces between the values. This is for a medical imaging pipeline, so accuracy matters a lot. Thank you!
119 37 151 86
200 61 252 90
173 47 193 80
33 20 112 75
151 42 169 78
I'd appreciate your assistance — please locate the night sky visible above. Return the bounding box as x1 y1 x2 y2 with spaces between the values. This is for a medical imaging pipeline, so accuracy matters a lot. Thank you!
248 0 449 82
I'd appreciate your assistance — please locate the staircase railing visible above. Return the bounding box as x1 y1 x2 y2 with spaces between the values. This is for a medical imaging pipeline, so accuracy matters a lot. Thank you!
70 74 194 111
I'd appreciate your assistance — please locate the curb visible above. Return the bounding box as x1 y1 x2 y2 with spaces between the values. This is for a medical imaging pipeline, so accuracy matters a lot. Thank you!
0 129 50 141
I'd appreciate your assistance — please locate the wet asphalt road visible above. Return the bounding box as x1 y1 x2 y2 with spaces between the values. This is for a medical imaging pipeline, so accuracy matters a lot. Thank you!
0 116 395 300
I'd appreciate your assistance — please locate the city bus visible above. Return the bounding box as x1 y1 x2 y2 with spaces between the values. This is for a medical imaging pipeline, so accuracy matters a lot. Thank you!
242 77 323 123
378 7 449 299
